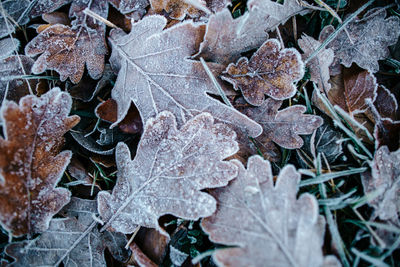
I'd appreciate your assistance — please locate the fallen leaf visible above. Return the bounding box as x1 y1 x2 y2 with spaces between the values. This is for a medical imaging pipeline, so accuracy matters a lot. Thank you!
108 0 149 18
373 117 400 152
235 97 322 161
362 146 400 222
320 8 400 73
150 0 206 20
372 85 398 121
129 243 158 267
29 0 72 17
5 197 130 266
222 39 304 105
197 0 309 64
0 37 19 59
109 15 262 137
25 0 108 83
298 34 334 93
0 55 37 107
0 87 80 236
97 111 239 235
0 0 30 38
201 155 340 267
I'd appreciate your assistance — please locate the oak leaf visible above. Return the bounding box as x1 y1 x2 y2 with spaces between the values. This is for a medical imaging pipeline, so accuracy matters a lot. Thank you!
201 156 340 267
197 0 309 64
362 146 400 222
320 8 400 73
150 0 205 20
0 87 80 237
235 97 323 161
25 0 108 83
222 39 304 105
97 111 239 235
5 197 130 266
298 34 334 93
109 15 261 137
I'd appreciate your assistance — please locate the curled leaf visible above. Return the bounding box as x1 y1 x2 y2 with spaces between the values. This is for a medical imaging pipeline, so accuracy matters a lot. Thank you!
222 39 304 105
0 87 79 236
202 156 340 267
97 111 239 235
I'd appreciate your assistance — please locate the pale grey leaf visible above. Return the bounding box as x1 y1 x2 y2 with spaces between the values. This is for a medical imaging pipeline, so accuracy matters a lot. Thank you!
362 146 400 222
98 111 239 235
0 0 31 38
202 156 340 267
0 37 19 59
109 15 262 138
5 197 130 267
197 0 309 64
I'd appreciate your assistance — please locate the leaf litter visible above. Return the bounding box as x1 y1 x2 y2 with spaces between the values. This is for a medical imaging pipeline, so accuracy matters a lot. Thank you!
0 0 400 266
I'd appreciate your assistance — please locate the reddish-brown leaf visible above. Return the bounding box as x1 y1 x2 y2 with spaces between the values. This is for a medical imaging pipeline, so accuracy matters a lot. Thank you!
25 0 108 83
0 88 80 236
222 39 304 105
202 156 340 267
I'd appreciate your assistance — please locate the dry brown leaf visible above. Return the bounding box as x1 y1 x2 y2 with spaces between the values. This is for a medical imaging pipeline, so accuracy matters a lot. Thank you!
222 39 304 105
109 15 262 137
362 146 400 222
150 0 205 20
298 34 334 93
197 0 308 64
0 87 80 237
5 197 130 266
128 243 158 267
235 97 322 161
202 155 340 267
320 8 400 73
97 111 239 235
372 85 398 121
373 116 400 152
26 0 108 83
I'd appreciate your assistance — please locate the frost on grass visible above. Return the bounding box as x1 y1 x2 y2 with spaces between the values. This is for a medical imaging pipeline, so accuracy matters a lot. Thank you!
109 15 262 137
320 8 400 73
298 34 334 93
201 156 340 267
0 0 30 38
25 0 108 83
235 97 322 161
0 56 37 107
197 0 309 64
97 111 239 235
362 146 400 223
6 197 130 266
222 39 304 105
0 88 80 237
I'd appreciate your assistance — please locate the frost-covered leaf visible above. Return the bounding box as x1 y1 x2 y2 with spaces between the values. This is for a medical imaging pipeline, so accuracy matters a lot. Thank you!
329 68 377 115
5 197 130 266
0 88 80 237
0 0 31 38
97 111 239 234
197 0 309 64
362 146 400 222
201 156 340 267
0 55 36 107
320 8 400 73
30 0 72 17
222 39 304 105
0 37 19 59
109 15 261 137
372 85 398 121
108 0 149 18
25 0 108 83
235 97 322 161
298 34 334 92
150 0 205 20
